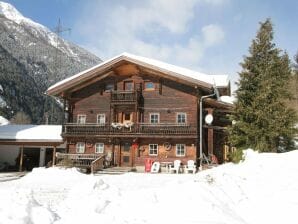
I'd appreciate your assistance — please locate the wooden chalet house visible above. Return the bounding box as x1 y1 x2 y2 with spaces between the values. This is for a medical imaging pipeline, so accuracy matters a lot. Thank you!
47 53 233 171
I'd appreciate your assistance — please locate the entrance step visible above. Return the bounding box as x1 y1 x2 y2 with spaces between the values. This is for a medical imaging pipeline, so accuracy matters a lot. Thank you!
94 167 135 175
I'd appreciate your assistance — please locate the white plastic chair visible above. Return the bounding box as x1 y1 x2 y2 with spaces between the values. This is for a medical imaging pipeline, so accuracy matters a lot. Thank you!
169 160 181 174
151 162 160 173
184 160 196 174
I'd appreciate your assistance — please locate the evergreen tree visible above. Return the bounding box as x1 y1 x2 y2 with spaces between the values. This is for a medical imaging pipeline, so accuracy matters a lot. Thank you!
10 111 31 124
229 19 297 153
290 54 298 113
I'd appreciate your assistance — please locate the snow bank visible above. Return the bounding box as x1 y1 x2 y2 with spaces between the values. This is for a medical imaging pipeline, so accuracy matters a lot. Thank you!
1 150 298 224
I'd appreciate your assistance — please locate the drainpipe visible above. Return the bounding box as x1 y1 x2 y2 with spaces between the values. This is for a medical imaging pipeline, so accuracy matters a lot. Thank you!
199 91 216 171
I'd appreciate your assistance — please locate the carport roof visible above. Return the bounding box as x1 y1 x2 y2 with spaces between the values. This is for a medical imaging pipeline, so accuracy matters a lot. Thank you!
0 125 63 144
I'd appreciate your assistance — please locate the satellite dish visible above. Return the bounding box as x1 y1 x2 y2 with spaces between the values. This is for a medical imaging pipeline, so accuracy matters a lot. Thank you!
205 114 213 125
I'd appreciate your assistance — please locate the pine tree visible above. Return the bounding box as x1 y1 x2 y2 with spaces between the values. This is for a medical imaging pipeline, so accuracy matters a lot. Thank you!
10 111 31 124
290 54 298 113
229 19 297 153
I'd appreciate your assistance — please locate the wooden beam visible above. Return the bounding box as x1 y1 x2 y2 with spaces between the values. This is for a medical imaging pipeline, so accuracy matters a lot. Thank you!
208 128 214 155
19 146 23 172
68 71 114 94
52 146 57 167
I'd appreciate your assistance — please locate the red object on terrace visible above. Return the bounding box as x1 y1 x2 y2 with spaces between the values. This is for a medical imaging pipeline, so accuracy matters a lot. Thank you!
145 158 153 172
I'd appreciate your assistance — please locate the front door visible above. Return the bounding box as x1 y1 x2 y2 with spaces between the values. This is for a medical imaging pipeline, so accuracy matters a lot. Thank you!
121 142 132 167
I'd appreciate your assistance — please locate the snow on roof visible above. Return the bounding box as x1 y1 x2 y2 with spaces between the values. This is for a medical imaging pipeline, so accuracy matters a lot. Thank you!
122 53 229 87
0 116 9 126
219 95 235 105
47 52 229 93
0 125 63 142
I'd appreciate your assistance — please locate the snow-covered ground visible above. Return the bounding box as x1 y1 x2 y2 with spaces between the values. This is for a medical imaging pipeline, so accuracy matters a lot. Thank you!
0 149 298 224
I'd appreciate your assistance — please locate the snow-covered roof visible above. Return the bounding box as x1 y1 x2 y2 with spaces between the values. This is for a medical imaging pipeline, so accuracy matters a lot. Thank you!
47 52 229 95
0 116 9 126
0 125 63 142
219 95 235 105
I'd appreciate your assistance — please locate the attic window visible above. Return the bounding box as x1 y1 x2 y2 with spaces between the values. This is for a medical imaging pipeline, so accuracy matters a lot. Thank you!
105 83 114 92
144 81 154 90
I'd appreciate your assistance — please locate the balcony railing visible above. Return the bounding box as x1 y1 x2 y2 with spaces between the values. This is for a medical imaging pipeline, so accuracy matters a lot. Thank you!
62 123 197 137
110 90 141 104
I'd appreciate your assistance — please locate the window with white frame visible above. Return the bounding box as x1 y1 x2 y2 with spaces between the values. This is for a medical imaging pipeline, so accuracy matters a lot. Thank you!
95 143 104 153
149 144 158 156
105 83 114 92
76 142 85 153
97 114 105 125
150 113 159 124
77 114 86 124
176 144 186 156
177 113 186 124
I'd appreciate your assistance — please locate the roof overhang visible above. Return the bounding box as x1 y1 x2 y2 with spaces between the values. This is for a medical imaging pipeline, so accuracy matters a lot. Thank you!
0 140 63 146
47 53 229 97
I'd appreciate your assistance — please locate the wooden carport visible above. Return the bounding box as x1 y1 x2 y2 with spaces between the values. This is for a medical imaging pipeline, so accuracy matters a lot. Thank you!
0 125 64 171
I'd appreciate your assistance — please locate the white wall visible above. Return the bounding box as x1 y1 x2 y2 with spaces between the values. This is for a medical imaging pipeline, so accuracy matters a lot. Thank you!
0 145 19 166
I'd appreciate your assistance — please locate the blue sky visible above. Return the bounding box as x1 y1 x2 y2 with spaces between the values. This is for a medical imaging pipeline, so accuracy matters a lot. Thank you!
3 0 298 92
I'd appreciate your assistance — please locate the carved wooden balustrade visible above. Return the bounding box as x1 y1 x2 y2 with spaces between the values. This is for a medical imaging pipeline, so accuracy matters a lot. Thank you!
62 123 197 138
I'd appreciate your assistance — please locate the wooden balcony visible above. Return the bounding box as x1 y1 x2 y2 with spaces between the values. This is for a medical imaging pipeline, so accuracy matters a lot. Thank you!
110 90 141 104
62 123 197 138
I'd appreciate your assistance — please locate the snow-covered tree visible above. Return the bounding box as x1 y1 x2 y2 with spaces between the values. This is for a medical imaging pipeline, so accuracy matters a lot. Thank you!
10 111 31 124
229 19 297 153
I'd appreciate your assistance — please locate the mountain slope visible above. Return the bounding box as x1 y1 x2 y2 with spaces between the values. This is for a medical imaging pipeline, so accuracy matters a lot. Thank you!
0 1 102 123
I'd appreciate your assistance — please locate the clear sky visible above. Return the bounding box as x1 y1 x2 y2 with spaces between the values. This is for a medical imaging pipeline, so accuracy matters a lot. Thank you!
3 0 298 92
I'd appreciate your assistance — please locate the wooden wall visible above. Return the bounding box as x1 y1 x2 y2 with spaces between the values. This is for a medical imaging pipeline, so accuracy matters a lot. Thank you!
67 138 197 166
68 64 198 125
134 138 197 166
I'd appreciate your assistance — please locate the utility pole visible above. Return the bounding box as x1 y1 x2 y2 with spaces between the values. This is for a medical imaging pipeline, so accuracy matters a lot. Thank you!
48 19 71 124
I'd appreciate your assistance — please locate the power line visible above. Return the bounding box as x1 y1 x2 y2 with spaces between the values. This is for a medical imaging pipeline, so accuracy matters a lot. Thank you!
48 18 71 124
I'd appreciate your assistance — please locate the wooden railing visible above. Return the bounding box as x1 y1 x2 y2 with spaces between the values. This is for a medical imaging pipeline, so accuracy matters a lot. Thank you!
62 123 197 137
56 153 105 170
110 90 141 103
91 156 105 174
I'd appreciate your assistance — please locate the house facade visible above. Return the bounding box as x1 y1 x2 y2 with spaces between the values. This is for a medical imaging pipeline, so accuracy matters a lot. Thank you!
47 53 233 169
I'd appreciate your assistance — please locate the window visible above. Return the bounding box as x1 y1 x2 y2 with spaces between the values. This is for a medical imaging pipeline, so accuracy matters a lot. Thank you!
105 83 114 92
124 81 134 91
97 114 105 124
123 142 131 152
76 142 85 153
150 113 159 124
95 143 104 153
144 81 154 90
176 144 186 157
149 144 158 156
177 113 186 124
77 114 86 124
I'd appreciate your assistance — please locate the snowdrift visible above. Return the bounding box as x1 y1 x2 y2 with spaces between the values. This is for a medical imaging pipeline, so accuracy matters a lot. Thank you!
0 149 298 224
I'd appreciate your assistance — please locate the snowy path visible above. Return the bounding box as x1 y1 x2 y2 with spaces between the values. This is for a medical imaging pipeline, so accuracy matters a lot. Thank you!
1 150 298 224
0 172 26 182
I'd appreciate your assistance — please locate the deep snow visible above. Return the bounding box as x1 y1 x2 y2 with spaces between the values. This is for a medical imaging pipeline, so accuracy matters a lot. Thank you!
0 149 298 224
